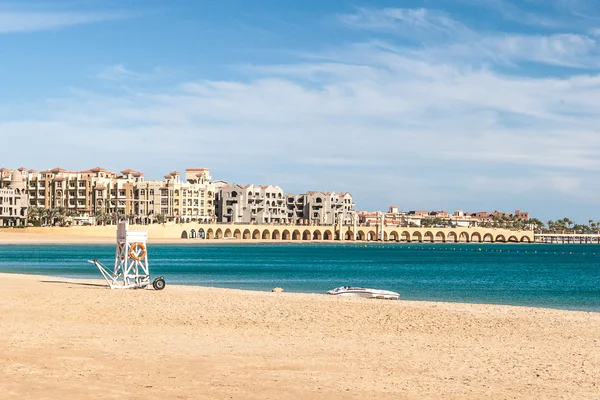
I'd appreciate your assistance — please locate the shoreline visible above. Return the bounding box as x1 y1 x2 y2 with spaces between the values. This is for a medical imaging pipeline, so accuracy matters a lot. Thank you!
0 271 597 314
1 272 598 399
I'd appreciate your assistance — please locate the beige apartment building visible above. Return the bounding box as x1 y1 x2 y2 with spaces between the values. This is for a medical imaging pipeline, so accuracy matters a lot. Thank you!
286 191 356 225
135 168 215 224
24 167 139 223
0 168 28 227
18 166 215 224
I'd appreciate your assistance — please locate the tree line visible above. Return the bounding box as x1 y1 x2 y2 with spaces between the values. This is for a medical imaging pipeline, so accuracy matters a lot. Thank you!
421 214 599 233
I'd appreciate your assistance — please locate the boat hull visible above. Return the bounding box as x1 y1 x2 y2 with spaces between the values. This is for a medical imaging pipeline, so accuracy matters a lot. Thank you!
327 287 399 300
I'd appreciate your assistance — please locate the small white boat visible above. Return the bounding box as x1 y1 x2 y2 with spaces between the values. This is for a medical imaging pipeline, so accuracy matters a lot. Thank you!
327 286 399 300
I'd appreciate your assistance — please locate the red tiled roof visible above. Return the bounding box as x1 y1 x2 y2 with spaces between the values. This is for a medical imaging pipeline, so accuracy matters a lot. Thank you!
18 167 27 172
90 167 109 173
120 169 144 176
186 168 209 171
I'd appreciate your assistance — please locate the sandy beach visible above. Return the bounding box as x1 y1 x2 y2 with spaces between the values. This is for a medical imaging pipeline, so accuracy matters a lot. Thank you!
0 230 256 245
0 273 598 399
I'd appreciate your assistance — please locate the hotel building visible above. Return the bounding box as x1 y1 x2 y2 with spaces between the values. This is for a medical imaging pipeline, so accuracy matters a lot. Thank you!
286 191 356 225
18 166 215 224
0 168 28 227
135 169 215 223
215 183 287 224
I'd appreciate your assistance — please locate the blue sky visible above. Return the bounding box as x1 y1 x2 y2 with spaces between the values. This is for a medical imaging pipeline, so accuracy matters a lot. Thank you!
1 0 599 222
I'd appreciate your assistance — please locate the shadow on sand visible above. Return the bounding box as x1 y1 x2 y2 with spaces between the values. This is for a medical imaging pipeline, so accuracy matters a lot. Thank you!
40 280 107 288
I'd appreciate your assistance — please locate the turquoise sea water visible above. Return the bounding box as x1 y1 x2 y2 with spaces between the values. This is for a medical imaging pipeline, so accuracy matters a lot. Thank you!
0 243 598 312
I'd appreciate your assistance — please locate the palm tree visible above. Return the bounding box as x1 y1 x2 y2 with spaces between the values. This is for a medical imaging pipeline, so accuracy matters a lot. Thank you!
127 212 136 224
45 208 59 227
94 210 108 226
54 206 68 227
156 214 166 224
27 207 43 226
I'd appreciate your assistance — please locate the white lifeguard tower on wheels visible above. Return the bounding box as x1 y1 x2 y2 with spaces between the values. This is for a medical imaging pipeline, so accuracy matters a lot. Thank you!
88 222 165 290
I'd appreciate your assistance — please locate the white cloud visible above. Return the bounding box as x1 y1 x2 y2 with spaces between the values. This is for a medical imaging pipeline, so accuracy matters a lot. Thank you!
0 8 125 33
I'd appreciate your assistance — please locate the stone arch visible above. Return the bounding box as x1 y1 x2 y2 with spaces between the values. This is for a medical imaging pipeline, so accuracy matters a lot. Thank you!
471 232 482 243
313 230 322 240
520 236 531 243
495 234 506 243
252 229 261 240
324 230 333 240
435 231 445 242
424 231 434 243
272 229 281 240
357 231 366 241
262 229 271 240
367 230 376 241
401 231 411 242
302 230 311 240
243 229 251 239
282 230 291 240
206 229 214 239
198 228 205 239
233 229 241 239
508 235 518 243
345 230 354 240
224 228 232 238
390 231 399 242
447 232 458 243
412 231 422 242
483 233 493 242
292 230 301 240
459 232 470 242
215 229 223 239
181 230 188 239
190 229 197 239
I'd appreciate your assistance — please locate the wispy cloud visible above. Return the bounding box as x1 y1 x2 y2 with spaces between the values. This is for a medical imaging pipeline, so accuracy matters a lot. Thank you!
0 6 126 33
338 8 600 68
338 7 471 40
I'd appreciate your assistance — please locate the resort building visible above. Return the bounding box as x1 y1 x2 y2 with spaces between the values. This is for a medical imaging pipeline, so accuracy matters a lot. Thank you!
135 169 215 224
24 167 140 223
286 191 356 225
215 183 287 224
0 168 28 227
18 166 215 225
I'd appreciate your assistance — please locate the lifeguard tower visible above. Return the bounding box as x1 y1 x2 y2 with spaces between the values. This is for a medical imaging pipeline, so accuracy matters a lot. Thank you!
88 222 165 290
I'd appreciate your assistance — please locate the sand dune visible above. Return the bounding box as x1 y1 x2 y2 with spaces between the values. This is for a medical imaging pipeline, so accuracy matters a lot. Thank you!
0 273 598 399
